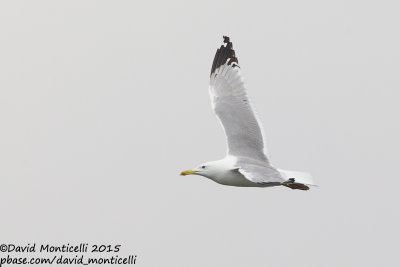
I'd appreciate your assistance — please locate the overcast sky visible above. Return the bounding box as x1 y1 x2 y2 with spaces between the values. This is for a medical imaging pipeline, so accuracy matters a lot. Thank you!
1 1 399 266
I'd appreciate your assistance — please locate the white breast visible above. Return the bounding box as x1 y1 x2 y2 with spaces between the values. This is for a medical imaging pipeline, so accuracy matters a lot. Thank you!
212 169 261 187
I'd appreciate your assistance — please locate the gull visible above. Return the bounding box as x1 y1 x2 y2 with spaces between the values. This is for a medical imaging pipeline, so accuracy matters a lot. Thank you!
180 36 314 190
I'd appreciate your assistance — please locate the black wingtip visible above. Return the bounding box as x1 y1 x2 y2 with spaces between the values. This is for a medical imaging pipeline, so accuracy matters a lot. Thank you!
223 36 230 43
210 36 239 77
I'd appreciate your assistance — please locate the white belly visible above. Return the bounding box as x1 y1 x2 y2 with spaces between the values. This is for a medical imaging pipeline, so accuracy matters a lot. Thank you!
202 156 282 188
211 169 269 187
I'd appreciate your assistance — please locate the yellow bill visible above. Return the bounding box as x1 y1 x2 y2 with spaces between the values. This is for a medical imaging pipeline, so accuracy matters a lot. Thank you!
180 169 197 176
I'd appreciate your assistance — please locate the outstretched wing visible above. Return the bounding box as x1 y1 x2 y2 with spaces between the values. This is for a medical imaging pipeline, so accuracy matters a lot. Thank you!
209 36 268 162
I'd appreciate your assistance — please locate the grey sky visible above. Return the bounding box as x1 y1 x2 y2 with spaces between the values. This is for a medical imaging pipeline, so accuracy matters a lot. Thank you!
0 1 399 266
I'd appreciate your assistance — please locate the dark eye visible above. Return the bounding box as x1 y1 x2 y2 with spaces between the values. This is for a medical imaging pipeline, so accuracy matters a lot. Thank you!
201 166 206 169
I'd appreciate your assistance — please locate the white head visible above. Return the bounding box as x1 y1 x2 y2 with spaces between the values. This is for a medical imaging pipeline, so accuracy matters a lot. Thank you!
180 161 223 180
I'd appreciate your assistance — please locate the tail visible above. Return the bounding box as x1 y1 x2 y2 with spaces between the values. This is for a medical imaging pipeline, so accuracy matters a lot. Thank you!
278 169 316 190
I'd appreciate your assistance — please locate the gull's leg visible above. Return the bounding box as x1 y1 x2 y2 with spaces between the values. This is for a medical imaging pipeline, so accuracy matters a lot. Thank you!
281 178 309 190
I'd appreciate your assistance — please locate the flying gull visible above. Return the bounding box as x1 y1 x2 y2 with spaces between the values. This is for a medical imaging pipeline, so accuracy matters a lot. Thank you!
180 36 314 190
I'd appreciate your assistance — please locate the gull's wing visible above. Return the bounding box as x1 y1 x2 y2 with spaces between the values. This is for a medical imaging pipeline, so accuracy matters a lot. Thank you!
209 36 269 162
209 36 284 184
